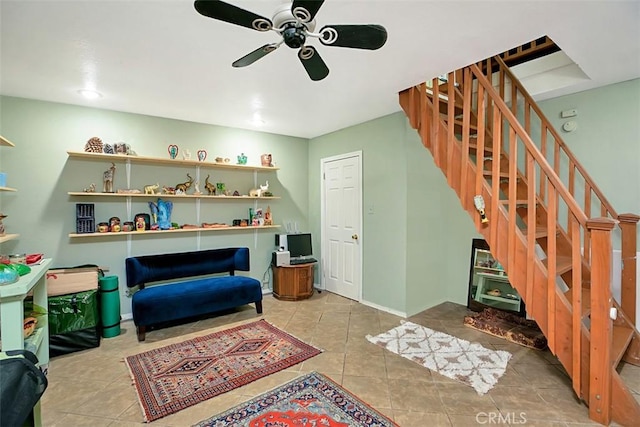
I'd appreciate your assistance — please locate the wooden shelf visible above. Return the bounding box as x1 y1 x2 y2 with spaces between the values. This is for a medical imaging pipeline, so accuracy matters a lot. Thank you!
0 233 19 243
69 225 280 238
0 186 17 192
67 150 280 171
0 135 15 147
67 191 280 200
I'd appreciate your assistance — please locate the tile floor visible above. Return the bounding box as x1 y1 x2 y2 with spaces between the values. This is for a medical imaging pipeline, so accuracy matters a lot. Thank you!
40 292 640 426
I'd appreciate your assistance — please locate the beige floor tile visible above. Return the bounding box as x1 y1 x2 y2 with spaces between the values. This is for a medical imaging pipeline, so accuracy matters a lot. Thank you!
38 297 623 426
394 411 452 427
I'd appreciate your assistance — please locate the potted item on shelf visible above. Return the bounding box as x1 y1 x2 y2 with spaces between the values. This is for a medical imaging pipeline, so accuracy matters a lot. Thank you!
97 222 109 233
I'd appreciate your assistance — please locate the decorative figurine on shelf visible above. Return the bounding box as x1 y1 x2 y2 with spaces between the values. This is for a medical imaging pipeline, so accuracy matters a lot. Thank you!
103 163 116 193
103 143 114 154
162 185 176 195
0 212 6 236
114 143 131 155
135 216 146 232
237 153 247 165
83 183 96 193
233 190 240 196
197 150 207 162
175 173 194 194
144 183 159 195
148 201 159 227
204 175 216 195
156 199 173 230
216 182 226 196
84 136 103 153
193 181 201 195
168 144 179 160
260 153 273 167
264 206 273 226
183 149 192 160
109 216 121 232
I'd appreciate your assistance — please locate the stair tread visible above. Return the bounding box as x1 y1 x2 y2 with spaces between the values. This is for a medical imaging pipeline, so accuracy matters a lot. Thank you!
521 226 549 239
612 324 635 367
542 255 573 275
564 287 591 316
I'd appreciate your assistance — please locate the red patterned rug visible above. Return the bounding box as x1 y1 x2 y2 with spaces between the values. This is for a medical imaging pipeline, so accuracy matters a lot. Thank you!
124 319 322 422
194 371 399 427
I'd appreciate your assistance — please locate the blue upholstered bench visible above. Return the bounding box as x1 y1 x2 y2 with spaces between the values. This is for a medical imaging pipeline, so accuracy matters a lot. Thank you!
125 247 263 341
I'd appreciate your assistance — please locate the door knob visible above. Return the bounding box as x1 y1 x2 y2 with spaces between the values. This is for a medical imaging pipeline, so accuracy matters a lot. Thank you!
352 234 358 240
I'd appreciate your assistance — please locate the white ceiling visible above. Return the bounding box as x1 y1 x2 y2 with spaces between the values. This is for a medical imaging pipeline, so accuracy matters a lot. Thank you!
1 0 639 139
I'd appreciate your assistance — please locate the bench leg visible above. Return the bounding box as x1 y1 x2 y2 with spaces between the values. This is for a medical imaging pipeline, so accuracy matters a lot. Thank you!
255 301 263 314
137 326 147 342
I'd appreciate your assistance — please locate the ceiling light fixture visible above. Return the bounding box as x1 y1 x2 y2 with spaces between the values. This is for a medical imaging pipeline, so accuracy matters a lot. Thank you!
77 89 102 100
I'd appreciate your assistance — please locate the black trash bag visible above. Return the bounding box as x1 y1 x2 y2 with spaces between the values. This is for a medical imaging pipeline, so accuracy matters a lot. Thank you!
0 349 48 426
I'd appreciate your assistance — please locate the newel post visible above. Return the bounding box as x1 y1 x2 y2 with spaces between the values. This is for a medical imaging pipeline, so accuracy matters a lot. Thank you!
618 213 639 325
587 217 616 425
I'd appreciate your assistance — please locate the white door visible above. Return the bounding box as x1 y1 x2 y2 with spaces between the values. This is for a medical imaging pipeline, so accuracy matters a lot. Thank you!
321 152 362 301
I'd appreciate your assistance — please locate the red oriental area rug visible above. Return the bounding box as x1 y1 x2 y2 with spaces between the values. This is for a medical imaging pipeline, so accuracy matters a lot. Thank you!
124 319 322 422
194 371 399 427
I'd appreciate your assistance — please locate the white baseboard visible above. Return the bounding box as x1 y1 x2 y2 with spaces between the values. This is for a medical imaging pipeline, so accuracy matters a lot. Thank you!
360 299 407 318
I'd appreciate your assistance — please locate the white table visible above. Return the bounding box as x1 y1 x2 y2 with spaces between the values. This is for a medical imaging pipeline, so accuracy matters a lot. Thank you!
0 258 52 427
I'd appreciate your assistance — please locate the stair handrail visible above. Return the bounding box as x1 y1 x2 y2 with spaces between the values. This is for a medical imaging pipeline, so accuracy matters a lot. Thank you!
491 56 618 220
468 63 589 226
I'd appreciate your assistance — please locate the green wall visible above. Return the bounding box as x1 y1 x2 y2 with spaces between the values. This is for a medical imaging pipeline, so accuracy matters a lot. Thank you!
2 77 637 320
309 113 477 315
0 96 308 317
538 79 640 235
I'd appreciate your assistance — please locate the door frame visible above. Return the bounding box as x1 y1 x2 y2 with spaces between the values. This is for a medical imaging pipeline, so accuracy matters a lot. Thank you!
320 150 363 301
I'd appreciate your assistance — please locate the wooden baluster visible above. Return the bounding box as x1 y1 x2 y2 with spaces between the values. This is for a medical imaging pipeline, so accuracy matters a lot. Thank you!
584 184 592 264
571 215 583 397
460 68 472 207
508 126 517 273
587 217 616 426
553 137 560 176
568 161 575 239
432 78 440 166
539 125 547 202
474 83 486 230
446 72 455 185
547 181 558 353
526 150 536 310
489 104 502 251
618 213 639 325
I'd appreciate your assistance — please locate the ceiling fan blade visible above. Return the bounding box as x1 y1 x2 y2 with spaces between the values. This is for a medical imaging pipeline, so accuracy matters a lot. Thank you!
194 0 272 32
319 24 388 50
298 46 329 81
232 44 280 67
291 0 325 22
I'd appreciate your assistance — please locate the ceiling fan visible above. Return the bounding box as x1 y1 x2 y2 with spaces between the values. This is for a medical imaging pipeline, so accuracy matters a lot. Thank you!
194 0 388 81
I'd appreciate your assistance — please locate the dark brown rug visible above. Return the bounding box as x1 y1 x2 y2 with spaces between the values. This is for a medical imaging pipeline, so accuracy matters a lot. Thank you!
463 308 547 350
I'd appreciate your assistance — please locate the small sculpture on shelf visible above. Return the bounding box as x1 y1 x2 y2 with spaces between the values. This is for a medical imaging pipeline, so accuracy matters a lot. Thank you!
216 182 226 196
175 173 194 194
103 163 116 193
204 175 215 195
162 185 176 195
168 144 179 160
183 149 192 160
83 183 96 193
109 216 121 232
148 202 159 227
156 199 173 230
0 212 6 236
264 206 273 226
237 153 247 165
103 144 114 154
260 153 273 167
197 150 207 162
84 137 103 153
144 183 159 195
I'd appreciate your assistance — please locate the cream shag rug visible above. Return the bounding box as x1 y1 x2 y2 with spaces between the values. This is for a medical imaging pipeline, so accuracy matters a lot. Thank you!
366 321 511 395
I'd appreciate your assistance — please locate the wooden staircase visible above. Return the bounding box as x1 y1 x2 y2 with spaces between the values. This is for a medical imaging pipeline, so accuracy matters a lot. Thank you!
399 56 640 426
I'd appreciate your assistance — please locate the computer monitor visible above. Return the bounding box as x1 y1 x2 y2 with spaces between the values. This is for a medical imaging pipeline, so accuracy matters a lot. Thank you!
286 233 313 259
